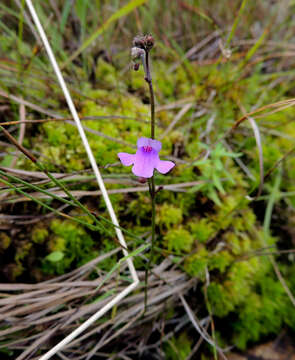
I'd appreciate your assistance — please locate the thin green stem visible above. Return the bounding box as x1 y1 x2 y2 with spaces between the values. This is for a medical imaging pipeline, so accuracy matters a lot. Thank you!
0 124 108 232
143 46 157 313
0 175 98 230
0 168 143 242
225 0 248 48
145 51 155 139
18 0 25 54
144 177 156 311
0 125 142 242
215 0 248 67
150 180 156 262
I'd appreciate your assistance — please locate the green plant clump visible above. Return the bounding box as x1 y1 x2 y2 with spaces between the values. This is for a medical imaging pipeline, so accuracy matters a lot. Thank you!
42 219 99 275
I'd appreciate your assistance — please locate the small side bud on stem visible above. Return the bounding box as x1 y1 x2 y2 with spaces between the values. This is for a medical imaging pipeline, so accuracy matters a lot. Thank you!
131 46 145 71
131 47 145 62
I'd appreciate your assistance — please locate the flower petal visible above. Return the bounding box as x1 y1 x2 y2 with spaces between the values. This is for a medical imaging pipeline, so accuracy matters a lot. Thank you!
137 137 161 152
118 152 135 166
132 148 158 178
149 138 162 152
137 137 149 148
156 160 175 174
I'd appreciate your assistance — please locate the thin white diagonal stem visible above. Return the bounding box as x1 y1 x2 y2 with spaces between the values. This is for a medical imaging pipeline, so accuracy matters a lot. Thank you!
37 282 138 360
25 0 138 283
23 1 139 359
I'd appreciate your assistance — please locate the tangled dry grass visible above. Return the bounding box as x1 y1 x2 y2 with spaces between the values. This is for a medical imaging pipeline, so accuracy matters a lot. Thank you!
0 249 204 360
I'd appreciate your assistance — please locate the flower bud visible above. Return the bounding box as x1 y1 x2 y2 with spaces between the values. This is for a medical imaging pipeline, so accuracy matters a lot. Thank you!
131 47 145 62
145 35 154 51
133 36 145 49
133 34 155 52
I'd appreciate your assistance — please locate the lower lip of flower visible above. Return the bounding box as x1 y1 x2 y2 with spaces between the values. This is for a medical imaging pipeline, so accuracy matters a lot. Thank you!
143 146 152 152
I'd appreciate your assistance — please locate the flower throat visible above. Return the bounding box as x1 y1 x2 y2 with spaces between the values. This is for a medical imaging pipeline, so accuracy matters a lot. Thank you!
143 146 152 152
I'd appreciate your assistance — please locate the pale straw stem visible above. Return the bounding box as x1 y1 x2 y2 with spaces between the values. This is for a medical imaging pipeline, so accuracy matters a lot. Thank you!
38 282 138 360
25 0 137 283
24 1 139 358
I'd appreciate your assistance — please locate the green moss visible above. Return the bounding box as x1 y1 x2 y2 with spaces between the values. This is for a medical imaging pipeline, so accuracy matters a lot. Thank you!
127 194 152 223
10 263 24 281
164 227 194 254
232 274 295 349
15 241 32 264
95 59 118 89
157 203 183 229
164 333 192 360
0 233 11 251
208 250 233 273
184 246 209 277
225 232 252 256
12 241 33 279
189 218 215 243
42 219 99 275
207 282 235 317
31 226 48 244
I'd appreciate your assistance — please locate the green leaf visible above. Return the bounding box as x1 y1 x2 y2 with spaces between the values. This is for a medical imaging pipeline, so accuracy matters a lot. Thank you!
0 153 13 166
46 251 64 262
208 189 222 206
188 182 206 193
212 172 225 194
60 0 72 34
192 159 208 166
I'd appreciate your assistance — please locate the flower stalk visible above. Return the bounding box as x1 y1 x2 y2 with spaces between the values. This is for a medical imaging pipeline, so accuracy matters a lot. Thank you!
144 50 155 140
132 34 157 311
141 35 156 313
119 35 175 312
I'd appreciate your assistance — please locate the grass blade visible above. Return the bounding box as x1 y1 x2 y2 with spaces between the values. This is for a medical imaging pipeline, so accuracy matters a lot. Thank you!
61 0 148 69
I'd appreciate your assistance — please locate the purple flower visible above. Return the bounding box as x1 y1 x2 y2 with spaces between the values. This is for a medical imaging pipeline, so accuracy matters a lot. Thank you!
118 137 175 178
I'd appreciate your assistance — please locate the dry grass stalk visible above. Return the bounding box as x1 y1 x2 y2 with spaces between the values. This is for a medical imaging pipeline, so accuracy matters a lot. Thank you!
0 252 195 359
